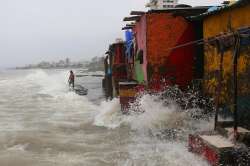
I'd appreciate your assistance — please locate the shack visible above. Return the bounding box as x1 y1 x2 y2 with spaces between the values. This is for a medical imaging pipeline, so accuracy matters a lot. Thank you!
103 52 113 99
123 7 209 91
103 41 127 99
194 0 250 128
188 1 250 165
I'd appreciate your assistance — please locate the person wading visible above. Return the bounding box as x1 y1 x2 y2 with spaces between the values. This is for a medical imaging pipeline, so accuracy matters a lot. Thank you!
68 70 75 89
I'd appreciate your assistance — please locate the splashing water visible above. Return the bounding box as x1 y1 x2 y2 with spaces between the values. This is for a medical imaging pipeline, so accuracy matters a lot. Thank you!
95 92 213 138
93 91 214 166
0 69 213 166
24 70 70 96
94 98 124 129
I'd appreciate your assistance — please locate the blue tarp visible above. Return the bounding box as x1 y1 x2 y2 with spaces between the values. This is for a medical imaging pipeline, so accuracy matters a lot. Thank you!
125 30 134 58
125 30 133 42
207 6 220 13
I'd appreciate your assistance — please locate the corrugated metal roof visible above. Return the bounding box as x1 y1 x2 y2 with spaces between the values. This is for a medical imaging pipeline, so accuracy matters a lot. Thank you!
148 6 210 13
189 0 250 20
148 7 210 17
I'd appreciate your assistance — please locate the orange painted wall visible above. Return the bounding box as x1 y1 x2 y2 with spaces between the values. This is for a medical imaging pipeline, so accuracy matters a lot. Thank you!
146 13 196 89
147 13 188 66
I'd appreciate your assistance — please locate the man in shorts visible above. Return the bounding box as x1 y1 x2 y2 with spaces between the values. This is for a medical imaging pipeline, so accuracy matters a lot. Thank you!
68 70 75 89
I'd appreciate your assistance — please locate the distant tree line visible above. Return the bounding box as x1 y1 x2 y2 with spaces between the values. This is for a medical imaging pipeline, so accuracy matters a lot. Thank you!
15 56 105 71
86 56 105 72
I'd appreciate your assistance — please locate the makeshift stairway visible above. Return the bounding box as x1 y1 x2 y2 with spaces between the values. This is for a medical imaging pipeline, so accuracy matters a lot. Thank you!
189 122 250 166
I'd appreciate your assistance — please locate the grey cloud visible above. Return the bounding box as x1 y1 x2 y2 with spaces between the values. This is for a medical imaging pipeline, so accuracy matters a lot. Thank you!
0 0 222 67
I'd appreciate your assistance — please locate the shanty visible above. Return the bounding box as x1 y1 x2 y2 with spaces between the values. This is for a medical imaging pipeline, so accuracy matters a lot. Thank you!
1 0 249 166
103 0 250 165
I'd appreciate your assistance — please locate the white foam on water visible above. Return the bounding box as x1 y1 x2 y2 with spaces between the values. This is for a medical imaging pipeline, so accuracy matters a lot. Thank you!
24 70 69 95
1 69 213 166
119 139 210 166
127 94 184 131
93 93 213 166
6 143 29 152
94 94 213 136
0 69 97 132
94 98 124 129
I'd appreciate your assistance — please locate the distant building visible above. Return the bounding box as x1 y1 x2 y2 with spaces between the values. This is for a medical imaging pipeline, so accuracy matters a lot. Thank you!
146 0 178 10
65 58 70 66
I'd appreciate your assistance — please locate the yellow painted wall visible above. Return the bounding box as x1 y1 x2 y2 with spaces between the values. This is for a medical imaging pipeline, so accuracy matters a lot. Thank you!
203 4 250 106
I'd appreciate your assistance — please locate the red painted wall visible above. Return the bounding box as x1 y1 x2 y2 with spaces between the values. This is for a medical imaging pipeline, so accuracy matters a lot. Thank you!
113 43 125 65
134 15 148 82
112 43 127 95
146 13 195 90
112 44 126 79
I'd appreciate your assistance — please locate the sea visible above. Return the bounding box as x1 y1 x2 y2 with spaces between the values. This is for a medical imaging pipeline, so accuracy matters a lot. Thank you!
0 69 212 166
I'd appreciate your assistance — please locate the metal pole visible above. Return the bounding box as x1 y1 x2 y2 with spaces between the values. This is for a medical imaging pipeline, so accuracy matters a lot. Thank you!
214 51 224 130
233 34 240 137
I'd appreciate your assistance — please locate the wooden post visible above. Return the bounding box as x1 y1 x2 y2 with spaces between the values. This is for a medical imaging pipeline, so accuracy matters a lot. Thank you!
214 51 224 130
233 34 241 138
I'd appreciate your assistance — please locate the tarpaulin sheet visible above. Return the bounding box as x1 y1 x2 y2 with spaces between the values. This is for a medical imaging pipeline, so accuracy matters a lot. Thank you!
125 30 133 58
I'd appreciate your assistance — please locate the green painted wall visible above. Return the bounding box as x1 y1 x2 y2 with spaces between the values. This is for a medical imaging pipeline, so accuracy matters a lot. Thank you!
135 60 145 83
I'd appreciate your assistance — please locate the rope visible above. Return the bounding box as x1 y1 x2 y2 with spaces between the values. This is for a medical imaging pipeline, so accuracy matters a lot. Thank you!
164 27 250 52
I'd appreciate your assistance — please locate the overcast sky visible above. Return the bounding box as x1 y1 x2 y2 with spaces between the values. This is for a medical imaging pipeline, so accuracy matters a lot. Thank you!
0 0 223 68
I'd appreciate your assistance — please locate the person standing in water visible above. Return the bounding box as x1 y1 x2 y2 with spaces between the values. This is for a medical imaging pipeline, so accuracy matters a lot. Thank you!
68 70 75 89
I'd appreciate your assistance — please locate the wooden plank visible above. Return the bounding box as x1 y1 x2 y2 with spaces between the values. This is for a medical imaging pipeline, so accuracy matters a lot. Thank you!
225 127 250 133
123 16 141 21
200 135 234 149
130 11 145 16
122 26 133 30
126 23 135 27
225 127 250 144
